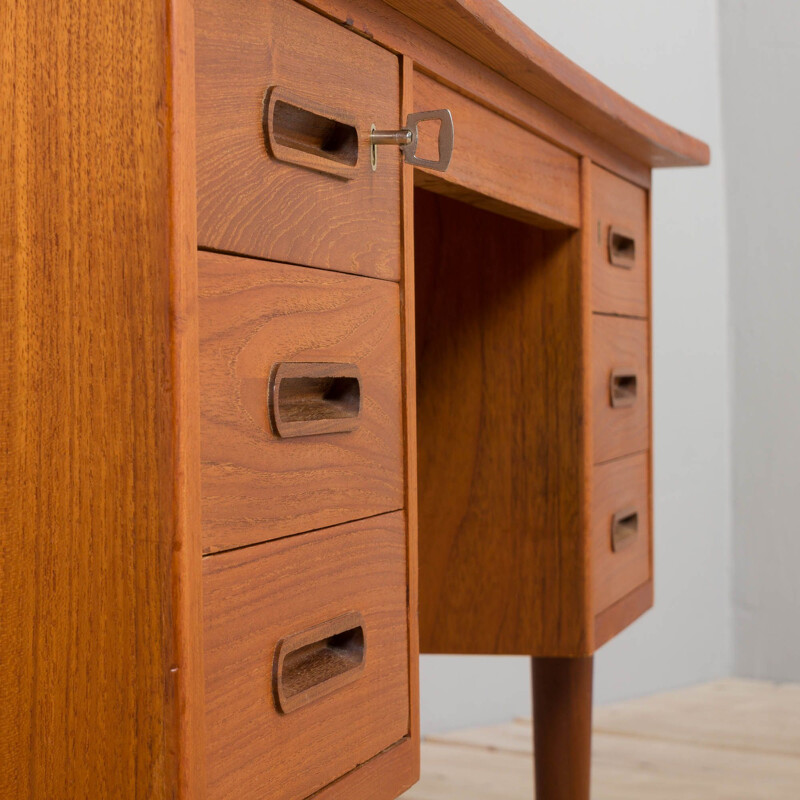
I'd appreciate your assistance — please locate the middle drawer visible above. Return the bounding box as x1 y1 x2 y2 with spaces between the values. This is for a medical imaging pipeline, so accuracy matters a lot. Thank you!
592 314 650 464
199 250 404 553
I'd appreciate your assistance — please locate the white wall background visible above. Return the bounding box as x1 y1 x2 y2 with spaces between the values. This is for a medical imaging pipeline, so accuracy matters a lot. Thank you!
421 0 733 734
719 0 800 681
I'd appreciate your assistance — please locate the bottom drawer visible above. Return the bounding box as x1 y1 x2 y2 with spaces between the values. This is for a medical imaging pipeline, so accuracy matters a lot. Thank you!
203 512 410 799
592 453 651 614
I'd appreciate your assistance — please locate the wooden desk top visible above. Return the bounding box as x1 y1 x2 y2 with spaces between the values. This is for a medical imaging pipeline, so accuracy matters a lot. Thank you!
332 0 710 169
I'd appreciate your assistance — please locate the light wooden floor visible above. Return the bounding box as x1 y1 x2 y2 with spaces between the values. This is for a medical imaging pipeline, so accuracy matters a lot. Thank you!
402 679 800 799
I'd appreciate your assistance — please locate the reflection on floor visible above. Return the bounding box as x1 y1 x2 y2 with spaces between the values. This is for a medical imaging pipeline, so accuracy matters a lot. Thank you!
401 679 800 799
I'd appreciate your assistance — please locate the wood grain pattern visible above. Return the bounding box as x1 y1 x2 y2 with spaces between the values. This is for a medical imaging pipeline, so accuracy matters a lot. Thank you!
592 453 651 615
413 71 580 228
301 0 652 188
0 0 178 796
203 512 410 800
532 657 594 800
263 85 361 180
196 0 402 279
592 315 650 464
579 157 597 649
588 159 655 648
378 0 710 168
198 251 404 552
273 611 366 714
268 362 363 439
317 738 418 800
594 579 654 649
415 189 591 657
591 165 649 318
400 54 422 782
167 0 207 795
1 0 705 795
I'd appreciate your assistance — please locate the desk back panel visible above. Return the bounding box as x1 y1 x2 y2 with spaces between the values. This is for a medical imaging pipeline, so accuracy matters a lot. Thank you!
415 188 592 656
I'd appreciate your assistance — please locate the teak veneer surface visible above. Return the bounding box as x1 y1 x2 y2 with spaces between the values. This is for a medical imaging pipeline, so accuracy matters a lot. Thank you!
203 512 410 800
413 71 580 228
591 164 649 318
592 315 650 464
532 657 594 800
3 0 712 796
196 0 402 280
318 739 418 800
170 0 208 795
400 53 422 779
198 252 404 552
1 0 187 796
592 453 651 615
594 580 654 652
415 189 590 657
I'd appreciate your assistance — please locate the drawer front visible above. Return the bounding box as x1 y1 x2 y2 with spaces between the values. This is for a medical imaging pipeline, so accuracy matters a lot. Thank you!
414 73 581 228
196 0 402 280
591 164 648 317
204 512 410 800
592 453 651 614
592 315 649 464
199 251 404 553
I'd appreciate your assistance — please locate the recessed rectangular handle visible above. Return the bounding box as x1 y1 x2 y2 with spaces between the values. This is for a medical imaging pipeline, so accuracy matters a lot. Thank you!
611 508 639 552
274 612 366 714
263 86 359 179
608 226 637 269
269 362 361 438
610 368 638 409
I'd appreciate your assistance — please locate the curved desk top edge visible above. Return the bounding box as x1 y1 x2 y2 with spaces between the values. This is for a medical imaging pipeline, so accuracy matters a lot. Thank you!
382 0 711 169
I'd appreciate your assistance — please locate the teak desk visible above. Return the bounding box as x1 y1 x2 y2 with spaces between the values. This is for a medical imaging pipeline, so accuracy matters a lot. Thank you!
1 1 709 798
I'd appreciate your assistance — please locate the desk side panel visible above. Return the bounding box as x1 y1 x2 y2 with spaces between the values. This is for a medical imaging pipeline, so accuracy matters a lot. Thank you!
0 1 183 797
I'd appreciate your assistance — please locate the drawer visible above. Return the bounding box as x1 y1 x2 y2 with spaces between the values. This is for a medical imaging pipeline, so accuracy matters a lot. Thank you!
196 0 402 280
592 315 649 464
204 512 410 800
591 164 648 317
199 251 404 553
592 453 651 614
414 72 580 228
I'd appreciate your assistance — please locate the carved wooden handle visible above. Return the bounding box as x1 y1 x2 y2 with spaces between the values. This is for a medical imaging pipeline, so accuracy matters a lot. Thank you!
611 508 639 552
273 612 366 714
608 226 637 269
609 368 638 409
263 86 359 179
269 362 361 438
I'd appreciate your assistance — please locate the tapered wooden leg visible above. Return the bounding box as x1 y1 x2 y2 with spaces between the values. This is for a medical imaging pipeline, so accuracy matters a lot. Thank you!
531 656 593 800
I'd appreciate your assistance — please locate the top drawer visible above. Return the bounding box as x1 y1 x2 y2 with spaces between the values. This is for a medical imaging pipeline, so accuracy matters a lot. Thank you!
196 0 402 280
591 165 649 318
